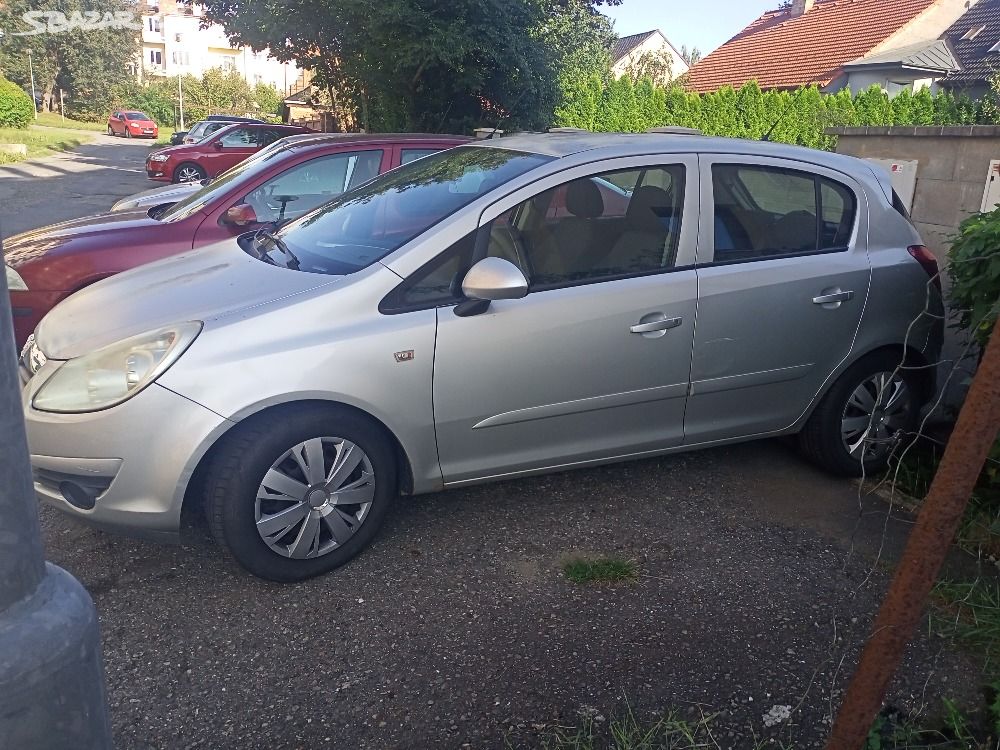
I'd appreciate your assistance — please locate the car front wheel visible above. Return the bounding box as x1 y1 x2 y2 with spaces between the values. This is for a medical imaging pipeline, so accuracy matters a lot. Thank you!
173 163 206 183
107 126 115 136
205 405 397 582
799 352 920 477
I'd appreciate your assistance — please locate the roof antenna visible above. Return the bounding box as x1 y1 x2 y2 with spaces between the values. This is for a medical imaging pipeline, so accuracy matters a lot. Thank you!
762 83 813 142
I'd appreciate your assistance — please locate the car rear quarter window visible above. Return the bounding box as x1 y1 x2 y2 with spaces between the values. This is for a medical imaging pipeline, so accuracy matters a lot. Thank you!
711 164 857 263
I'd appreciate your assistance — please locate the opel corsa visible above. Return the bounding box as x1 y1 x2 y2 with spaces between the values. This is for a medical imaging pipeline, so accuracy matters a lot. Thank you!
20 133 944 581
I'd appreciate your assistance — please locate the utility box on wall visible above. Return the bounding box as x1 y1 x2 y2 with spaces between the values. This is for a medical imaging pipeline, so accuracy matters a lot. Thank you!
865 158 919 212
980 159 1000 212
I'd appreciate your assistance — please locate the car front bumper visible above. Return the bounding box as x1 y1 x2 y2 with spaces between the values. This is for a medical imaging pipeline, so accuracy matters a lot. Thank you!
145 164 170 181
22 375 231 541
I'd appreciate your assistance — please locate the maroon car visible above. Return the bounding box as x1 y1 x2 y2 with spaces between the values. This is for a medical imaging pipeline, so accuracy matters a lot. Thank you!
146 123 313 183
6 133 469 346
107 110 159 139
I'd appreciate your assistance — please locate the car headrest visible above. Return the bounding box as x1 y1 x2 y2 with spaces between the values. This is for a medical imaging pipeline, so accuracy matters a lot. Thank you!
627 185 674 233
565 179 604 219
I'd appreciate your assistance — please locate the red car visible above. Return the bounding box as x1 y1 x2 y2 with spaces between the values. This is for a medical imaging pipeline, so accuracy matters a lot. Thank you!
146 123 313 183
5 133 469 346
107 110 159 139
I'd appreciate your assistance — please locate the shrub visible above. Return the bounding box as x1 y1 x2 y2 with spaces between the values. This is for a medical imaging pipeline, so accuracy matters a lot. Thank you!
0 77 34 129
948 206 1000 349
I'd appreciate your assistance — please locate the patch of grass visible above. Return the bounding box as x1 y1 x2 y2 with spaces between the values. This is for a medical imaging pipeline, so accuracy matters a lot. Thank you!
33 111 107 131
933 579 1000 666
153 127 176 146
864 693 1000 749
562 556 638 585
538 708 720 750
0 126 89 164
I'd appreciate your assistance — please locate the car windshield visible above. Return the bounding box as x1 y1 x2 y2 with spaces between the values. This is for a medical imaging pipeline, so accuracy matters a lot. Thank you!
245 146 551 275
157 141 298 222
124 111 149 120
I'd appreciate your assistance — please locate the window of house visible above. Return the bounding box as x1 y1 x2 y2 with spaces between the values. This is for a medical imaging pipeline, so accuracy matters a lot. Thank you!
221 56 238 71
171 51 190 66
711 164 857 262
148 17 161 33
149 49 162 65
962 24 987 42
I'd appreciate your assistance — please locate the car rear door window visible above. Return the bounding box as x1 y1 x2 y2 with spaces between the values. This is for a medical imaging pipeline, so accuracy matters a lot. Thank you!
711 165 856 263
400 148 441 165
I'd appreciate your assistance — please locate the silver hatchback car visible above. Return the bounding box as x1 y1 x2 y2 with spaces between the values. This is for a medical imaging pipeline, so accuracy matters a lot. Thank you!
20 133 943 581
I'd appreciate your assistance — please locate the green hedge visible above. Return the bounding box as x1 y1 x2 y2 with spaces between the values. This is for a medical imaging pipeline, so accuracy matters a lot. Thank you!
556 79 986 150
0 76 34 129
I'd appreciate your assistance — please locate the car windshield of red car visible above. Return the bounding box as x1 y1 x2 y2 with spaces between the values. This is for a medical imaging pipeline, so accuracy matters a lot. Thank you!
124 112 150 121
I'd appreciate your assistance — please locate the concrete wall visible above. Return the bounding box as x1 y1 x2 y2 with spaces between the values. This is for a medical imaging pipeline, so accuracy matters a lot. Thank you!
829 126 1000 263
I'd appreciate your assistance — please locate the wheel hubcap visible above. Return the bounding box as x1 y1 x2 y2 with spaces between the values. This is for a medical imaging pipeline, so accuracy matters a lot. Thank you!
254 437 376 559
841 371 911 460
178 168 199 182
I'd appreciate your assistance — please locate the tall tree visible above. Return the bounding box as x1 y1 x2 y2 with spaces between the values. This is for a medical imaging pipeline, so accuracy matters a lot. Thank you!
0 0 138 117
191 0 619 132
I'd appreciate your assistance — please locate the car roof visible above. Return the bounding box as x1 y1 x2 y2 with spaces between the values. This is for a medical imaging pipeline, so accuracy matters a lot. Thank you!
278 132 471 150
467 132 871 176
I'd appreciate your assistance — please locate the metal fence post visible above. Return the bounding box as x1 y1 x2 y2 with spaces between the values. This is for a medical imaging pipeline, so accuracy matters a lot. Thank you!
825 320 1000 750
0 236 113 747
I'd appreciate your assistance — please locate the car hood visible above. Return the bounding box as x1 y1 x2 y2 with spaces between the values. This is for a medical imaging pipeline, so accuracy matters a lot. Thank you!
35 240 339 360
151 143 198 158
131 120 157 127
113 182 201 211
3 212 162 267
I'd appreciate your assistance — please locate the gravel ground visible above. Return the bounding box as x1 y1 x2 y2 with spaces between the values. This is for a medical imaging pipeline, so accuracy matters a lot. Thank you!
5 135 980 748
40 441 979 749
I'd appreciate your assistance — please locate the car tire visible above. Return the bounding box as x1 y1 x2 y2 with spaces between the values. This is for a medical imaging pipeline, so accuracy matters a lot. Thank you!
107 126 115 137
173 163 206 183
799 351 920 477
124 128 132 139
204 405 397 582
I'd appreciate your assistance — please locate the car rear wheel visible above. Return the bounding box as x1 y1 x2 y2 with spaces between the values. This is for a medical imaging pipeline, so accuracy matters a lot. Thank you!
173 163 206 183
205 405 397 582
799 352 919 477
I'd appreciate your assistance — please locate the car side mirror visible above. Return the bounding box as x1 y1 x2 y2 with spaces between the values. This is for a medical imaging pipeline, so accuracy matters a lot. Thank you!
222 204 258 227
213 140 224 150
455 257 528 317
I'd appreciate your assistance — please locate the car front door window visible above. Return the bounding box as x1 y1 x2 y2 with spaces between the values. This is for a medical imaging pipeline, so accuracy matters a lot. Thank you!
239 150 385 224
219 128 256 148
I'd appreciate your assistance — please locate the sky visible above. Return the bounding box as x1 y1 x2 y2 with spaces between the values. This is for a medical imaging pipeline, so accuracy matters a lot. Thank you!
601 0 777 57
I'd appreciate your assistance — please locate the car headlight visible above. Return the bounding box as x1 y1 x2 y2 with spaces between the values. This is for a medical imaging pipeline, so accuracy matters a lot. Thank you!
32 322 202 413
5 264 28 291
149 153 169 162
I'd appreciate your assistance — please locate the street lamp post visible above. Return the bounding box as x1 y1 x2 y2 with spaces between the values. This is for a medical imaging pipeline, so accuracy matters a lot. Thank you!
0 225 112 747
27 49 37 118
177 75 185 130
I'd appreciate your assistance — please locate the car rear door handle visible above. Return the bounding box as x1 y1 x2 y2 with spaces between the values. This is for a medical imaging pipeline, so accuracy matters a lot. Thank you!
630 316 683 334
812 290 855 305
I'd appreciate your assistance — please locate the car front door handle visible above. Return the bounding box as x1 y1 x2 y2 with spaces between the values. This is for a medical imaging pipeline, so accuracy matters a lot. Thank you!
812 289 855 306
630 316 683 335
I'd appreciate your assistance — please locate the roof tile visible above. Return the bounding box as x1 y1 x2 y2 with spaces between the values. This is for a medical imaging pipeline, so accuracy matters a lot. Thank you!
687 0 937 92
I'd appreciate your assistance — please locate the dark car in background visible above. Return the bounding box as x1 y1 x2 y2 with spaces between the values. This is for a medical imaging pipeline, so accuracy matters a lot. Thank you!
5 133 469 344
182 116 267 144
107 110 159 139
146 123 313 183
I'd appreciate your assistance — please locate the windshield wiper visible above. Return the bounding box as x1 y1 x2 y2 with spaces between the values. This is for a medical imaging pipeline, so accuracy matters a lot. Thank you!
254 228 300 270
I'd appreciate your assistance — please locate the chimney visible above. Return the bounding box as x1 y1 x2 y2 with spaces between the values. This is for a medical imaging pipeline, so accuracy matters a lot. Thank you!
790 0 816 16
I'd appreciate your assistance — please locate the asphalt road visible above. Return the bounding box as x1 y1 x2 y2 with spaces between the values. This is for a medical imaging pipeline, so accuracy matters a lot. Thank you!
0 126 154 236
2 135 983 749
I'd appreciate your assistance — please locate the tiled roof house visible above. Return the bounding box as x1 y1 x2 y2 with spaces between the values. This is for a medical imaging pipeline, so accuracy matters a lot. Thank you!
687 0 975 94
941 0 1000 97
